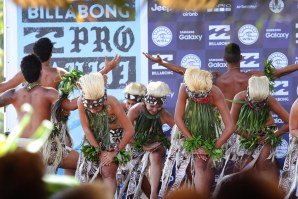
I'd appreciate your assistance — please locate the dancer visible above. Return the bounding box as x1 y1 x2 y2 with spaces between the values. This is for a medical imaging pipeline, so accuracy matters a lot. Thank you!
118 82 151 198
172 68 234 198
122 82 146 112
279 98 298 198
0 37 120 174
75 73 134 195
0 54 77 142
144 43 298 108
125 81 175 199
229 76 289 186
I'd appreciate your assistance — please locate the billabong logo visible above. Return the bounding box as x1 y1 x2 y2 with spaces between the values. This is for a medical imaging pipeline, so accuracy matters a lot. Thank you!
275 139 288 159
268 52 288 69
180 54 201 68
269 0 284 13
152 54 173 70
152 26 172 47
241 53 259 68
238 24 259 45
209 25 230 40
273 81 289 96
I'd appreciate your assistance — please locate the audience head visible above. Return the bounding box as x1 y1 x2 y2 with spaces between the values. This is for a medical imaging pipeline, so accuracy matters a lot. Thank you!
51 181 113 199
214 169 283 199
164 186 207 199
0 149 46 199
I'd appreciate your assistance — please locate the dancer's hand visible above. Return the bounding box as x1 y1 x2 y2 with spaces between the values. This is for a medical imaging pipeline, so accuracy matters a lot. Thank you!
143 52 163 64
100 151 117 166
104 54 121 72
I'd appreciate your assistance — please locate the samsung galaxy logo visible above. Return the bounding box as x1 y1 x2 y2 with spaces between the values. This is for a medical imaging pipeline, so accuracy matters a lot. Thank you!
265 29 289 39
179 30 202 41
238 24 259 45
152 26 172 47
241 53 259 68
180 54 201 68
267 52 288 69
269 0 284 13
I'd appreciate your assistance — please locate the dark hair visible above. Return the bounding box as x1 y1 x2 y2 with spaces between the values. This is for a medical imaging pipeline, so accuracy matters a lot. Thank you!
33 37 53 62
0 149 46 199
214 169 283 199
224 43 241 63
20 54 42 83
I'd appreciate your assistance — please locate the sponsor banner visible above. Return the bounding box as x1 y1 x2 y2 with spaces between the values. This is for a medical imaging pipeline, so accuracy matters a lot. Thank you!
205 49 227 73
176 22 205 50
176 10 204 22
148 0 176 22
206 23 231 49
263 21 291 48
148 23 176 50
272 78 291 105
264 50 289 69
236 23 261 47
240 50 262 70
16 0 141 149
205 2 232 20
176 50 205 70
22 1 136 23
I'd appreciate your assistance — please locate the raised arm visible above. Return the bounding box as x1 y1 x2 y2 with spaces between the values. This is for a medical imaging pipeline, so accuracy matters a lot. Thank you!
268 96 289 137
0 72 24 93
143 53 186 75
212 86 235 148
0 89 16 107
99 54 121 75
247 63 298 79
289 98 298 137
272 63 298 78
174 83 192 138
